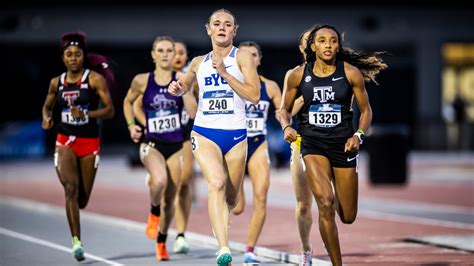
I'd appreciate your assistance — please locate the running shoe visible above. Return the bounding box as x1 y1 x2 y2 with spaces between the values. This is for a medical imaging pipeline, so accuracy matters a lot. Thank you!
243 251 260 263
72 236 85 262
146 213 160 239
299 249 312 266
155 242 170 261
173 236 190 254
216 247 232 265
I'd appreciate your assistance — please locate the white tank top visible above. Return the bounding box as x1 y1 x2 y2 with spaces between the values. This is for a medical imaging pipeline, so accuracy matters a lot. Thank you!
195 46 246 130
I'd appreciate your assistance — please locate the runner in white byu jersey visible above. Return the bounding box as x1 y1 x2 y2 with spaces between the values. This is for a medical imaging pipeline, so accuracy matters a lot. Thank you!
168 8 260 266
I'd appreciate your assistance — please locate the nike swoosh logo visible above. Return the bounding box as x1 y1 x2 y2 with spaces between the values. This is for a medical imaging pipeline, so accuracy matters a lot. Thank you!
225 65 233 69
347 154 359 162
233 134 245 140
332 77 344 81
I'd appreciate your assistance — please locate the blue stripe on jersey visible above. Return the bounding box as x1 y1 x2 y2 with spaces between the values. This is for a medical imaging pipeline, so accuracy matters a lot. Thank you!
229 46 237 58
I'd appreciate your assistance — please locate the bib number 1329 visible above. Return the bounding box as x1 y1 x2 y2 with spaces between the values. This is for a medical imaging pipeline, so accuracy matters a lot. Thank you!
309 104 341 128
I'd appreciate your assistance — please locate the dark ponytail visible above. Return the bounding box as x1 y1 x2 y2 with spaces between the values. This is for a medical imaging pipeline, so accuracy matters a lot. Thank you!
86 53 115 90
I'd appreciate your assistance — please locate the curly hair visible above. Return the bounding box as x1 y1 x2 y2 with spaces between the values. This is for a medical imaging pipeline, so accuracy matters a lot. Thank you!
304 24 388 83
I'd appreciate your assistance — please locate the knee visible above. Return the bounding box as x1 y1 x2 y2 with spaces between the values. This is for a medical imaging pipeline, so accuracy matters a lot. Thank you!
316 196 335 219
78 198 89 209
150 175 167 189
253 191 268 208
340 210 357 224
231 203 244 215
63 182 78 199
208 179 226 193
297 201 312 217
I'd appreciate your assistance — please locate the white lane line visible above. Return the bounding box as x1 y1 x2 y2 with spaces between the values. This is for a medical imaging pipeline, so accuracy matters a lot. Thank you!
1 196 332 265
359 210 474 230
0 227 124 266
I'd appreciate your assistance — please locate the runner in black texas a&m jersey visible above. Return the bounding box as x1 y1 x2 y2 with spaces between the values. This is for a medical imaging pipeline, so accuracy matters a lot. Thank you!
57 69 100 138
280 25 387 266
298 59 354 139
143 71 184 143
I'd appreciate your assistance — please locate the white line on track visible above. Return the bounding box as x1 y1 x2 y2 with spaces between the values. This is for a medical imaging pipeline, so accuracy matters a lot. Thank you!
0 227 124 266
359 210 474 230
1 196 332 265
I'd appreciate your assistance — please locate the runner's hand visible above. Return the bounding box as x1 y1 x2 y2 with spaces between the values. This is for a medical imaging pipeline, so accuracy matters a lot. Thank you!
284 126 298 144
168 80 185 96
128 124 142 143
344 136 360 152
42 116 54 129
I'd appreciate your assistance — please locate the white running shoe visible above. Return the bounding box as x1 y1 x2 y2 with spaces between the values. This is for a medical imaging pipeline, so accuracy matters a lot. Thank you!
243 251 261 263
173 236 190 254
299 249 312 266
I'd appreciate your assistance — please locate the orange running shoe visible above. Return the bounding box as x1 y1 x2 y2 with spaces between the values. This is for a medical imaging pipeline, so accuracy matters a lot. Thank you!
146 213 160 239
155 242 170 261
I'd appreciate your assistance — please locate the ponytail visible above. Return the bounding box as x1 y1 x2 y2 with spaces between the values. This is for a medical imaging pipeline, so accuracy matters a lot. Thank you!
86 53 115 90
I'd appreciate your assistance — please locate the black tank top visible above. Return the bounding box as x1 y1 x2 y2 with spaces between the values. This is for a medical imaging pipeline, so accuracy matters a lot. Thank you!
297 60 354 139
56 69 100 138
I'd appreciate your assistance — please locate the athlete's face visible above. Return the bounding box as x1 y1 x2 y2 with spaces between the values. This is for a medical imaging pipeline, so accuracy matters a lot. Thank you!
172 42 188 71
151 40 175 69
311 28 339 62
62 46 84 73
299 30 311 55
206 12 237 46
239 46 261 67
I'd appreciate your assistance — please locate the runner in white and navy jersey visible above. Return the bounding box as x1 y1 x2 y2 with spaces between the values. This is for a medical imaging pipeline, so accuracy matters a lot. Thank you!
168 9 260 266
230 41 282 264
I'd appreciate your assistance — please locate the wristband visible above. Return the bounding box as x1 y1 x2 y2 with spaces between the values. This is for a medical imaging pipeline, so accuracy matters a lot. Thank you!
354 132 365 144
282 125 291 132
127 120 135 126
356 128 365 135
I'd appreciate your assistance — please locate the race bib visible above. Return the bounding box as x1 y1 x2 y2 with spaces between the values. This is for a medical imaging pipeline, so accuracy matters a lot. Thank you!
202 90 234 115
147 109 180 134
61 108 89 125
309 103 341 128
246 111 265 132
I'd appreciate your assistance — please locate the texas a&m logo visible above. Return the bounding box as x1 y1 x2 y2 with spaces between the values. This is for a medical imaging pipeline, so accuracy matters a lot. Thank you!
312 86 335 103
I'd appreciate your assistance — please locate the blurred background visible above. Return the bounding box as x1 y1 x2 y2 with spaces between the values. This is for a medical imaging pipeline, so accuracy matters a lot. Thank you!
1 1 473 180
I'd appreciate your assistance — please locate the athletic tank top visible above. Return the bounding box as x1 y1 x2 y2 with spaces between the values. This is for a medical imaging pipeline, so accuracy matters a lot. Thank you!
56 69 100 138
298 60 354 138
143 71 184 143
245 76 270 137
195 46 246 130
